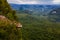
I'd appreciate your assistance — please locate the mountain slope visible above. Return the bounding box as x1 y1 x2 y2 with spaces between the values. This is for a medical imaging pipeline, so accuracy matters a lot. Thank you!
0 0 22 40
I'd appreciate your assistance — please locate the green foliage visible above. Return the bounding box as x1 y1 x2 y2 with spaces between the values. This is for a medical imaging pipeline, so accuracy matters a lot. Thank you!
17 12 60 40
0 17 22 39
0 0 21 40
0 0 17 20
0 19 21 40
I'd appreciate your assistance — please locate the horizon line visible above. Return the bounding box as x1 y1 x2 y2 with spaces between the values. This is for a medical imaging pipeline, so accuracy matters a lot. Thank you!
9 3 60 5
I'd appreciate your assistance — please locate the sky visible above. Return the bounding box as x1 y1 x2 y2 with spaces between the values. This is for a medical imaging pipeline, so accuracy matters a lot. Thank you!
7 0 60 4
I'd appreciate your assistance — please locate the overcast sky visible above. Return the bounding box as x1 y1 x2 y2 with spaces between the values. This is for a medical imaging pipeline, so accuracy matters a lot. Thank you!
7 0 60 4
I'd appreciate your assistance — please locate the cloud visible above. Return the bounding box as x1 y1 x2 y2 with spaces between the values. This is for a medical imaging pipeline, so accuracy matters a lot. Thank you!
7 0 60 4
53 0 60 4
19 1 38 4
7 0 21 4
7 0 40 4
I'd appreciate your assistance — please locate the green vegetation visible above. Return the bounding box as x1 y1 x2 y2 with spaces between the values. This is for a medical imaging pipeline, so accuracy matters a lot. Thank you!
0 0 17 20
17 12 60 40
0 20 21 40
0 0 21 40
0 0 60 40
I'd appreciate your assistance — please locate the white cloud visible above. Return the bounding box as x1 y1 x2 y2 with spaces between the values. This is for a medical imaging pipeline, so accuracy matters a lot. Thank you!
7 0 21 4
7 0 60 4
53 0 60 4
7 0 38 4
19 1 38 4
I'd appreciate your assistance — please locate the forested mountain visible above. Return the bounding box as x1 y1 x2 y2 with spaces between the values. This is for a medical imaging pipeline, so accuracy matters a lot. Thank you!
16 8 60 40
9 2 60 40
0 0 21 40
1 0 60 40
10 4 60 15
14 5 60 40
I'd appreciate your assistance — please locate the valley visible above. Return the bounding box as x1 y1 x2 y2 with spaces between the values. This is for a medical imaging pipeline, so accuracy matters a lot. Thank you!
10 4 60 40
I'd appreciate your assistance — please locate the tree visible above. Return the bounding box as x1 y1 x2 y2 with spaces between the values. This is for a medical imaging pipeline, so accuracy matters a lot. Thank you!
0 0 21 40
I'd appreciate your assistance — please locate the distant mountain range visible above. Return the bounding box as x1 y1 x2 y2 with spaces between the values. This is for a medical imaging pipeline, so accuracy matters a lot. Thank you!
10 4 60 15
10 4 60 22
10 4 60 10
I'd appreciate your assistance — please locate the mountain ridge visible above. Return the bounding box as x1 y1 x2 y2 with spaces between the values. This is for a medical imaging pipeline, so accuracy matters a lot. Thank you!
10 4 60 16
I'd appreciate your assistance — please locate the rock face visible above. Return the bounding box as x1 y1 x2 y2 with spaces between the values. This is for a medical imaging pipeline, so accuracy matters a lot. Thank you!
0 15 22 40
14 22 22 28
49 8 60 15
0 0 22 27
0 15 6 19
48 8 60 22
0 15 22 28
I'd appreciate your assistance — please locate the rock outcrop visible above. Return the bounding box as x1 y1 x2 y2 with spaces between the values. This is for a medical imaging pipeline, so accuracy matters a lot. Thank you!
0 15 22 28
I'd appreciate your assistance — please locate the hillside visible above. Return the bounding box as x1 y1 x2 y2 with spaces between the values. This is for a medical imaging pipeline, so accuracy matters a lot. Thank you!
16 9 60 40
0 0 22 40
9 3 60 40
14 4 60 40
